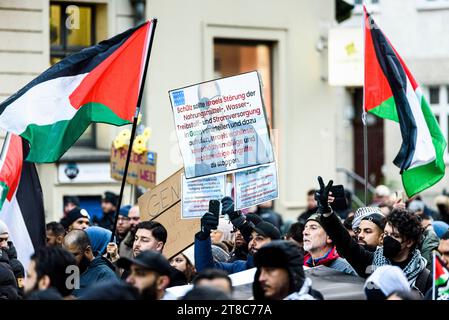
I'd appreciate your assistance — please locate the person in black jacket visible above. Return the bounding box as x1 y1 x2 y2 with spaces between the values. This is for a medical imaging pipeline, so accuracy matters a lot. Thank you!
314 176 431 297
252 240 323 300
24 246 77 299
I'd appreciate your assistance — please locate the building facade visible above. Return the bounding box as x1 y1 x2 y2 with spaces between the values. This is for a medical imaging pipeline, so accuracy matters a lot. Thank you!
4 0 447 224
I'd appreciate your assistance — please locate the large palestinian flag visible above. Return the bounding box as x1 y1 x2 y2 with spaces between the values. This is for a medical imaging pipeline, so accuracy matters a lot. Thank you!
0 133 45 268
0 20 155 163
364 6 446 197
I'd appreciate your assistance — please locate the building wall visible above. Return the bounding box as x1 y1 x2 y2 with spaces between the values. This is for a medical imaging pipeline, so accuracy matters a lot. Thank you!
0 0 134 222
341 0 449 205
0 0 349 223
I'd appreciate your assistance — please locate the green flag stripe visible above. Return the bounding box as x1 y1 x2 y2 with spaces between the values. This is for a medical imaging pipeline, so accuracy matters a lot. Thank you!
401 96 446 197
368 94 446 197
0 181 9 210
368 96 398 122
21 102 131 163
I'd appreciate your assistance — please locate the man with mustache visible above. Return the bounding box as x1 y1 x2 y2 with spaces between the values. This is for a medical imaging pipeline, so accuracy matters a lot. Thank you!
314 176 431 298
303 214 356 275
195 198 281 274
126 221 187 286
63 230 118 297
351 207 386 252
253 240 323 300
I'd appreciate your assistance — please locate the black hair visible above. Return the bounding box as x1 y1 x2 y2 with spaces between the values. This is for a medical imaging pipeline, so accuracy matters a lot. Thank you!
30 246 77 297
64 196 80 207
441 230 449 240
181 286 231 300
65 229 91 251
386 208 423 249
46 222 65 237
136 221 167 243
307 189 316 196
343 215 355 230
192 269 232 292
285 222 304 243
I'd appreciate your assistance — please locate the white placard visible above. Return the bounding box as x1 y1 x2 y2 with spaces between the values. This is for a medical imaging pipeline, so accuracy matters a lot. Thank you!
234 162 279 210
169 71 274 179
181 174 226 219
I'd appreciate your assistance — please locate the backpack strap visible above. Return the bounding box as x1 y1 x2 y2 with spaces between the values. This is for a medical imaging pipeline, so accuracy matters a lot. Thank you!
414 267 431 296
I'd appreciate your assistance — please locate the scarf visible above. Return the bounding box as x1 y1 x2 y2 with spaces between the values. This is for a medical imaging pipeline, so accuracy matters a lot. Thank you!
284 277 316 300
372 247 427 286
304 246 339 267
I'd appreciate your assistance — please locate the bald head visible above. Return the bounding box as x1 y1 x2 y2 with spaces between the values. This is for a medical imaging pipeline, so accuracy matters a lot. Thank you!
63 230 93 265
128 205 141 232
64 230 90 250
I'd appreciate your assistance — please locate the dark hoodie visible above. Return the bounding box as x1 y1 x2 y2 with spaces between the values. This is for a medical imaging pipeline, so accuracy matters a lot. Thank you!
0 262 19 300
253 240 323 300
72 256 118 297
25 287 63 300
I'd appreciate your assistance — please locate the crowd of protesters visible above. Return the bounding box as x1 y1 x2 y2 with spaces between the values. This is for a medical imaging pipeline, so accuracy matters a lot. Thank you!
1 180 449 300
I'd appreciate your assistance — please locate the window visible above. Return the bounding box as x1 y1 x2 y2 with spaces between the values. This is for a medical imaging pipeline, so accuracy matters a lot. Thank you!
425 85 449 160
50 2 96 146
417 0 449 11
214 39 274 127
354 0 379 4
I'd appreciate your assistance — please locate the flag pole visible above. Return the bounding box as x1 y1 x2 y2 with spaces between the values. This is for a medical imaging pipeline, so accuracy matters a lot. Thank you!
362 3 368 206
432 250 436 300
110 19 158 242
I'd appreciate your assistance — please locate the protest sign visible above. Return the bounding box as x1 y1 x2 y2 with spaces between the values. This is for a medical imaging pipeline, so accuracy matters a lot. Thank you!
234 162 279 210
138 168 182 220
181 174 226 219
110 144 157 189
169 71 274 179
138 168 200 259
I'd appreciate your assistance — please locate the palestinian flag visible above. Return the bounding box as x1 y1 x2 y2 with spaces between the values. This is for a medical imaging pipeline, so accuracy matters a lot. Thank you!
0 133 45 268
434 253 449 300
363 6 446 197
0 20 155 163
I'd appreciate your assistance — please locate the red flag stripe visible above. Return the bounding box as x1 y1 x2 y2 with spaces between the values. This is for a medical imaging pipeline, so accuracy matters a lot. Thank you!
0 134 23 201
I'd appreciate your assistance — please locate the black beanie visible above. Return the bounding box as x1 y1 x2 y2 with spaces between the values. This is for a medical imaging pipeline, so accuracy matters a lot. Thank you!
253 240 305 299
61 207 90 229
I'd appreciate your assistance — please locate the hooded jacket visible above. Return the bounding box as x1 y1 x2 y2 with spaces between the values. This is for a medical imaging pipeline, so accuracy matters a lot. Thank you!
72 256 118 297
0 262 19 300
252 240 323 300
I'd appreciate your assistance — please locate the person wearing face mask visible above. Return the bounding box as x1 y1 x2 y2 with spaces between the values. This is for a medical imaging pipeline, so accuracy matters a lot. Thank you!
313 176 431 297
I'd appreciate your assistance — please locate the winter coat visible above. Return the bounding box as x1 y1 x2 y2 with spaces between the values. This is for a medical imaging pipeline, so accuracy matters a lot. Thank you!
73 256 118 297
119 231 134 260
25 287 63 300
320 211 432 295
419 226 440 270
252 240 323 300
304 246 357 276
195 234 253 274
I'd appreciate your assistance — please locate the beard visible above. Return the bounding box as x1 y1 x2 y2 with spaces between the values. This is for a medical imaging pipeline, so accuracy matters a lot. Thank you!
140 281 159 300
303 239 327 253
23 280 41 298
363 244 378 252
78 255 91 274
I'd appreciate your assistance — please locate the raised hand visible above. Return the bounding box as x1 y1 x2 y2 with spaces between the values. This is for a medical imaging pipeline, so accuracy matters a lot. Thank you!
315 176 333 213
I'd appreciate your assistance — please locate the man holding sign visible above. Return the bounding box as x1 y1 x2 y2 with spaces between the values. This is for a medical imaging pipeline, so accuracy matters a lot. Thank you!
194 199 281 275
